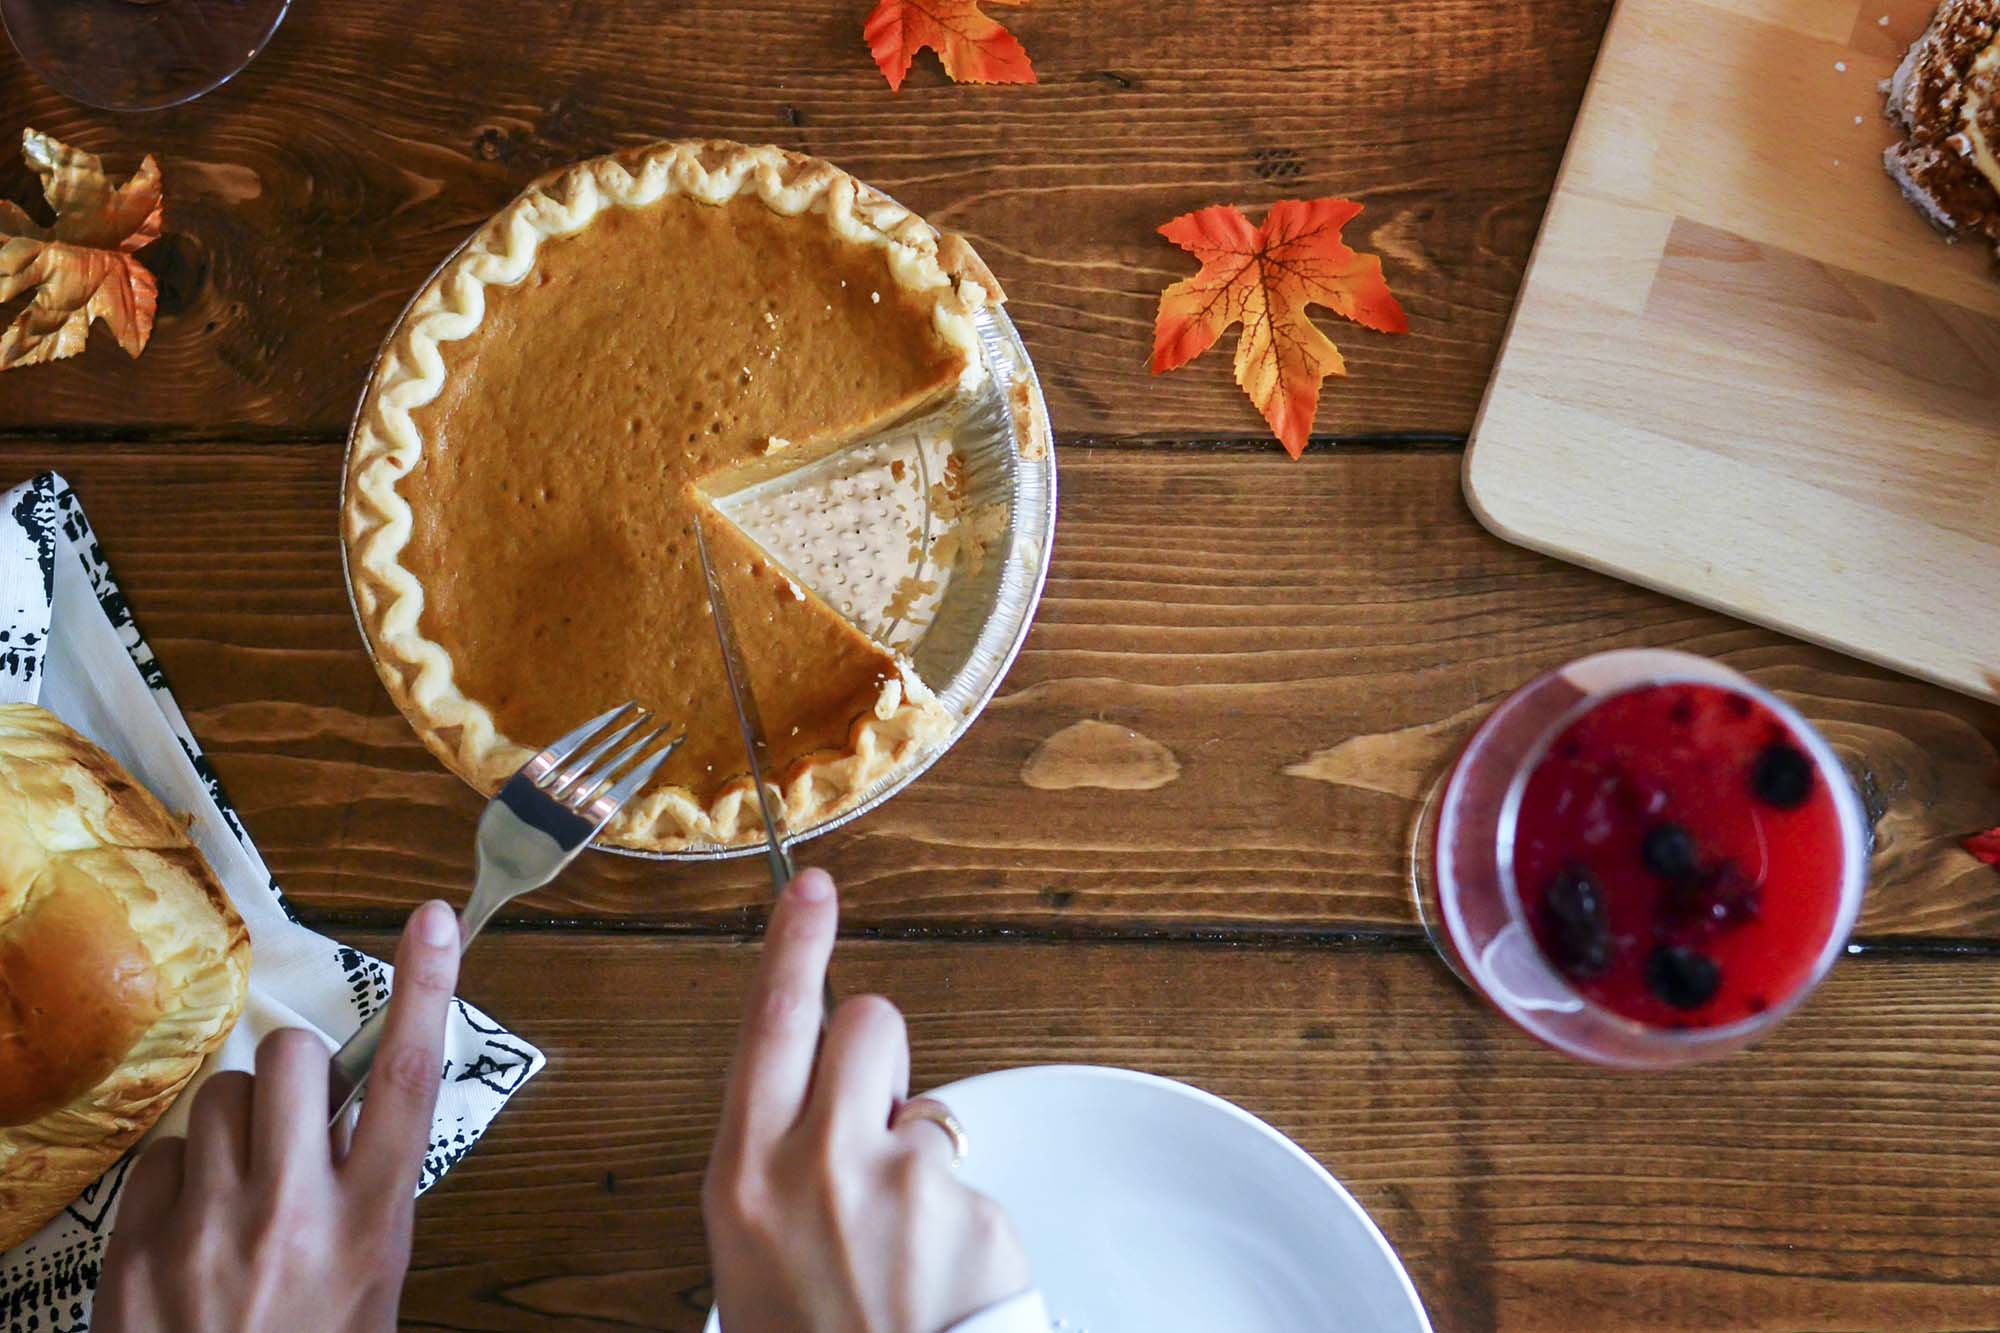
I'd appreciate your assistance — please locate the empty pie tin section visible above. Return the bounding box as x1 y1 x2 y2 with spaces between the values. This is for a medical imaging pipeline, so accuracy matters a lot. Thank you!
343 255 1056 861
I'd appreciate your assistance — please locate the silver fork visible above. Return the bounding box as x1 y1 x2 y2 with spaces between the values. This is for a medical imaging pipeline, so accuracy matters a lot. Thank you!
327 702 682 1124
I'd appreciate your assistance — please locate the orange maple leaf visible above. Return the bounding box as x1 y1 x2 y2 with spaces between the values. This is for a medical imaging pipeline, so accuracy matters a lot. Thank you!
863 0 1036 92
0 128 162 370
1151 198 1407 459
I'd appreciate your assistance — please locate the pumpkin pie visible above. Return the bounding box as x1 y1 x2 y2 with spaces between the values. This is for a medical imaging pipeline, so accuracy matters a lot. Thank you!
343 141 1003 849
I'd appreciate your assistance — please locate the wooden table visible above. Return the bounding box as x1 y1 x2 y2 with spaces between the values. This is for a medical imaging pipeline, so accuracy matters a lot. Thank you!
8 1 2000 1327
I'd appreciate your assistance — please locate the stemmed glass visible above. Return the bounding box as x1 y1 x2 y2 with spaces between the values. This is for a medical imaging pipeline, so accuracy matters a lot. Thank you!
1409 649 1869 1068
2 0 289 112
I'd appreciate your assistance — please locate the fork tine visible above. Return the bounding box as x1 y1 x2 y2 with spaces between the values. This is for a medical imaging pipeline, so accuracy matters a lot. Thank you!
583 734 684 818
543 712 647 797
533 702 642 777
568 726 677 808
561 724 669 806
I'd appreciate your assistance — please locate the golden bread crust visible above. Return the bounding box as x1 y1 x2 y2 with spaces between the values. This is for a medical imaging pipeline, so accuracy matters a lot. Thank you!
0 703 249 1251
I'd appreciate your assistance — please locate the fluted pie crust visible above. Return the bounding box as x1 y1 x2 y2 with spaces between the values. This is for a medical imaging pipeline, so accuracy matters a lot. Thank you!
343 142 999 849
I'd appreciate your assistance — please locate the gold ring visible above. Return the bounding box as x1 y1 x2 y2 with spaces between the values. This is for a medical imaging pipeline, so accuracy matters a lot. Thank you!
891 1096 969 1168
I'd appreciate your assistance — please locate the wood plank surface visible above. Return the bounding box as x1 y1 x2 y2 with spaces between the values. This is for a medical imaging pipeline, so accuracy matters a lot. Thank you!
0 0 1611 441
395 929 2000 1331
12 441 1997 942
8 4 1997 1330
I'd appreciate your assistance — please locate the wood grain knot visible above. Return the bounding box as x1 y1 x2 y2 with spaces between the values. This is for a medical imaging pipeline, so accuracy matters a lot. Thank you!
1021 720 1181 791
471 100 611 173
472 126 510 162
143 233 209 319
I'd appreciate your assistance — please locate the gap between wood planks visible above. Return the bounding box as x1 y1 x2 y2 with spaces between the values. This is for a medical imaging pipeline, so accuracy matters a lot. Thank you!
0 430 1472 452
286 908 2000 961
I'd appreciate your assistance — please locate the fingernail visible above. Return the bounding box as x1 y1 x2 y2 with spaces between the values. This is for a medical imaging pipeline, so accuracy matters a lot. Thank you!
791 868 833 902
416 899 457 947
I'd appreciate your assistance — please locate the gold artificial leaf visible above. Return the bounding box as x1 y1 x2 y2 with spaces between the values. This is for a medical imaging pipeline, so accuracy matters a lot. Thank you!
0 128 163 370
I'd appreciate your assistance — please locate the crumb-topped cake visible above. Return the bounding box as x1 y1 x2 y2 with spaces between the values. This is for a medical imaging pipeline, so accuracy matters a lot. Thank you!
343 142 1004 850
1885 0 2000 259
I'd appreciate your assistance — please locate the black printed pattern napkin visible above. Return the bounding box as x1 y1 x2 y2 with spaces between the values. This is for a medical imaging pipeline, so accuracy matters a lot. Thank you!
0 474 545 1333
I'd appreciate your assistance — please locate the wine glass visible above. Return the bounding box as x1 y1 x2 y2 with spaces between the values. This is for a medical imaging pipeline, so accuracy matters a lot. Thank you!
1409 649 1869 1068
2 0 289 112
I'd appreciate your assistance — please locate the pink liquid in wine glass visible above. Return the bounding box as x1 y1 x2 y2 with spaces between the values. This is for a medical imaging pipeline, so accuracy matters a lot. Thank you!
1510 681 1847 1029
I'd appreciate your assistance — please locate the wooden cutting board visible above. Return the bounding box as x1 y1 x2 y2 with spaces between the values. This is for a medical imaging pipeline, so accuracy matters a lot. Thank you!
1466 0 2000 701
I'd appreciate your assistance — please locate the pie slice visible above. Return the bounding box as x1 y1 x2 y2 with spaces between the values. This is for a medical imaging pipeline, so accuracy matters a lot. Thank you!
343 141 1005 849
1884 0 2000 261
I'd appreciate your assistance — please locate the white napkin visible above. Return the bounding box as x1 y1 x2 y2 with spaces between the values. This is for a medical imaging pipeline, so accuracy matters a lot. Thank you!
0 473 545 1333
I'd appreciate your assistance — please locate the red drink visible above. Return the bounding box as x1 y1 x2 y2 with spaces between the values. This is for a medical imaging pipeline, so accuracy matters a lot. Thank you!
1510 682 1847 1029
1417 650 1867 1067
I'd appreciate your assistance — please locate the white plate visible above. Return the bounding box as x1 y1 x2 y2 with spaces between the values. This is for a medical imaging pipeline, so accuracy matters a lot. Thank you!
706 1065 1430 1333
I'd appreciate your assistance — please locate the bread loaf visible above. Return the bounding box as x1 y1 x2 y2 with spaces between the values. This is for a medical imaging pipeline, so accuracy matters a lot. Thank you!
0 703 249 1251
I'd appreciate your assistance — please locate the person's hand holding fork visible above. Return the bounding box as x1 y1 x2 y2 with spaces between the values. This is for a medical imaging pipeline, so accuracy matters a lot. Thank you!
96 899 462 1332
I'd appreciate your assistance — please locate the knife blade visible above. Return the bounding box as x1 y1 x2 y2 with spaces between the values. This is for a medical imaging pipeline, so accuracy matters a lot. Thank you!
693 517 797 894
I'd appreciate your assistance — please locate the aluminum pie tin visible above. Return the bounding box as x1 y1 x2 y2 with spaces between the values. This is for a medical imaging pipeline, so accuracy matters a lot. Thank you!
343 232 1056 863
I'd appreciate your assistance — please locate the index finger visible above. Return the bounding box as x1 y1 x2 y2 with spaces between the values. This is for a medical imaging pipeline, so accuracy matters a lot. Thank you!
715 868 837 1158
347 899 460 1192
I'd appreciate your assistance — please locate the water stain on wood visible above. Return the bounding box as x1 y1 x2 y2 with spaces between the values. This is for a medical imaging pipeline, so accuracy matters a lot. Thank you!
1283 707 1481 800
1022 719 1181 791
175 159 264 205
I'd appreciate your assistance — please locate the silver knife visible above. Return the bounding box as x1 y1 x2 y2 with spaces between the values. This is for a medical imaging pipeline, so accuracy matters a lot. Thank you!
693 517 797 893
695 520 836 1028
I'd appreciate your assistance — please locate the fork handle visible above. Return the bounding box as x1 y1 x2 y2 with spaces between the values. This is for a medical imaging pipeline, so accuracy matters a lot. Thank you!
327 1005 390 1125
327 878 508 1126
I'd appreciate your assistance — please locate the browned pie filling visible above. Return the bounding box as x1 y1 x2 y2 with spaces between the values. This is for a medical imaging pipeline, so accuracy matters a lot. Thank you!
395 194 966 798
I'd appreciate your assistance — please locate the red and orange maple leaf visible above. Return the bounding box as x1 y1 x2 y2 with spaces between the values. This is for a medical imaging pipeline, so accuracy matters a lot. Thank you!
1151 198 1407 458
0 128 162 371
864 0 1036 92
